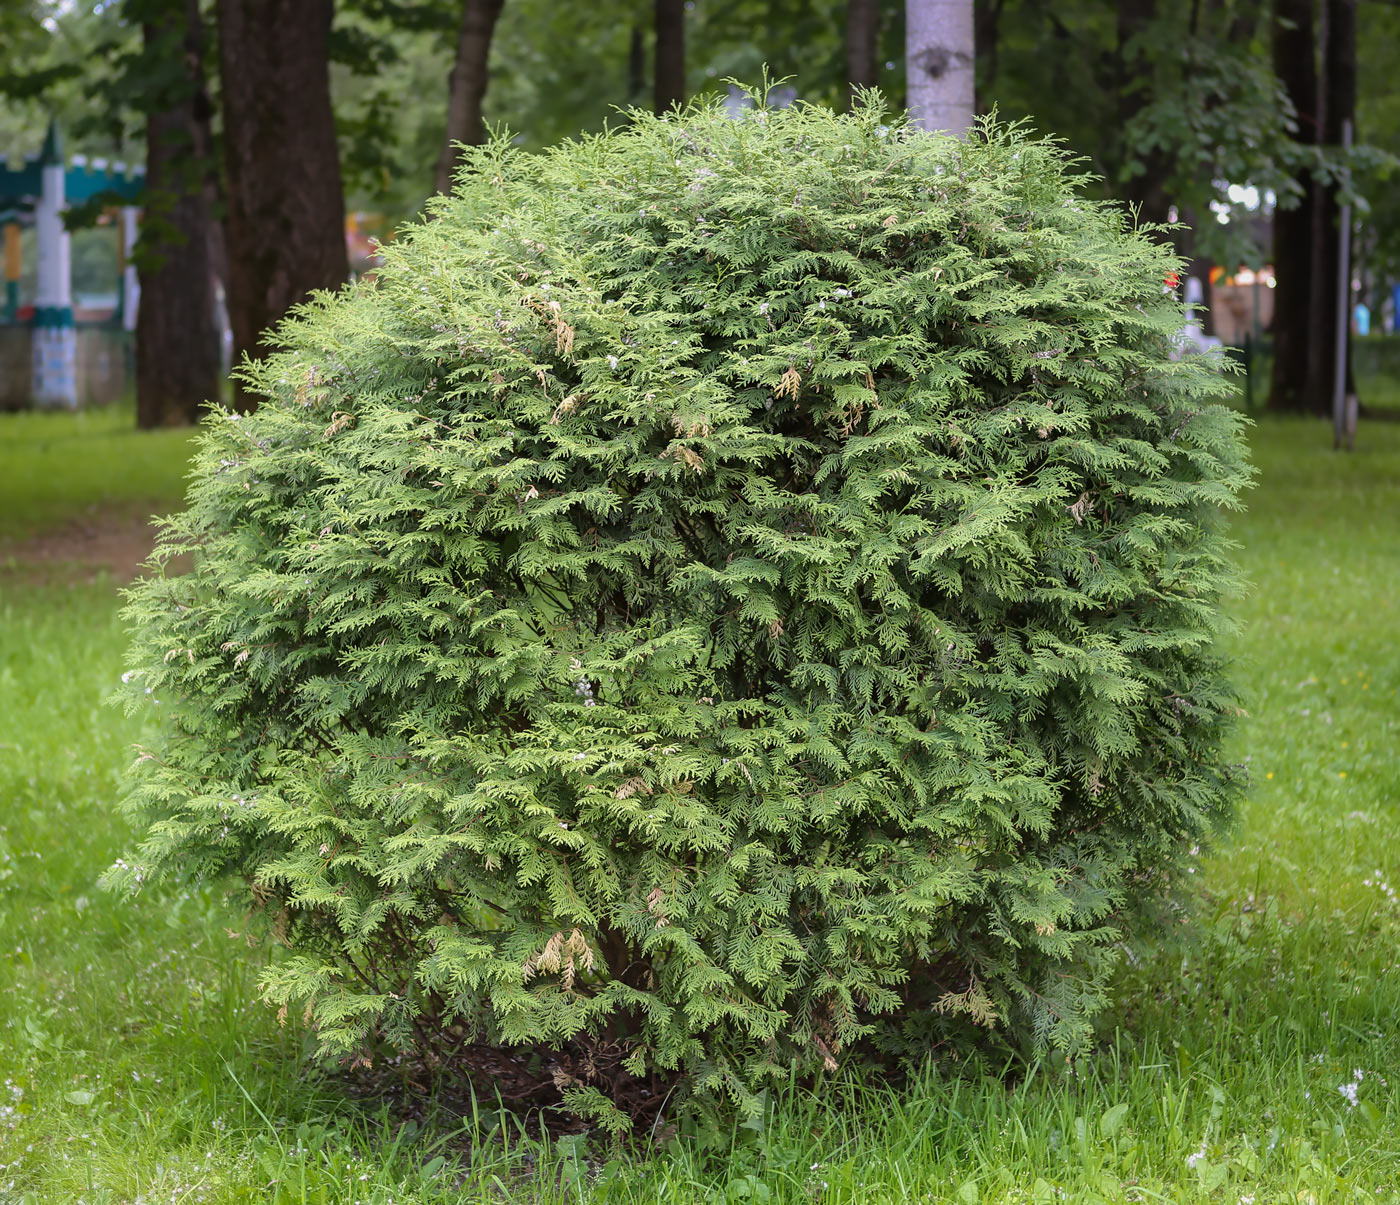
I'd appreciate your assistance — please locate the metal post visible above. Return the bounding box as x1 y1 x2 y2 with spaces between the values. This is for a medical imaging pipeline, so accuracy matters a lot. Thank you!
1244 333 1254 412
1333 120 1353 450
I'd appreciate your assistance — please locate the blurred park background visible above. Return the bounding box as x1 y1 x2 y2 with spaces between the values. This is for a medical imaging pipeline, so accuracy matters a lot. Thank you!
1 0 1399 428
1 2 1398 1202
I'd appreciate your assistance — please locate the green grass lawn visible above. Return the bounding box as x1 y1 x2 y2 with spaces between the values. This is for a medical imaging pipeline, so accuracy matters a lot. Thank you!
0 407 1396 1203
0 406 196 547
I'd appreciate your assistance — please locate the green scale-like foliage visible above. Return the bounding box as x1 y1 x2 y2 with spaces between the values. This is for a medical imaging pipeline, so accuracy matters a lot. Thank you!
109 94 1252 1118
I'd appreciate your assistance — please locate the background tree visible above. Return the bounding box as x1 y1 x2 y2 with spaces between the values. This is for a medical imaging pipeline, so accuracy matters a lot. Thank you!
1302 0 1358 418
433 0 506 196
1 0 1396 432
845 0 883 109
130 0 219 428
653 0 685 113
905 0 973 134
1269 0 1319 414
216 0 347 411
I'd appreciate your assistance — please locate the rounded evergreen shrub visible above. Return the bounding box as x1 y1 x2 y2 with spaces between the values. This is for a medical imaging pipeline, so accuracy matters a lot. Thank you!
111 93 1251 1120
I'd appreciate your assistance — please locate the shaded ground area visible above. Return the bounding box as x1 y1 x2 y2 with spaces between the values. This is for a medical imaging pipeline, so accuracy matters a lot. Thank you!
0 503 169 585
0 404 195 587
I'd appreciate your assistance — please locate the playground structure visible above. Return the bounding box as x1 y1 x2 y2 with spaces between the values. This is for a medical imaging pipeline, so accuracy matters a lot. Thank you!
0 122 142 409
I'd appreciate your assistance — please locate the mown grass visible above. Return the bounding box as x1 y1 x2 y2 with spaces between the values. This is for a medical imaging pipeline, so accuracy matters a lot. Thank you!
0 405 196 546
0 406 1396 1203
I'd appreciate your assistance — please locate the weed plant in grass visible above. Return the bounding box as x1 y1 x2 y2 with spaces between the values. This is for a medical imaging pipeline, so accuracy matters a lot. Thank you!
0 410 1397 1202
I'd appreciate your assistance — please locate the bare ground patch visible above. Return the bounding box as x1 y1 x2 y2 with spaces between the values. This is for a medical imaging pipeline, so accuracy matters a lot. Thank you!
0 504 178 586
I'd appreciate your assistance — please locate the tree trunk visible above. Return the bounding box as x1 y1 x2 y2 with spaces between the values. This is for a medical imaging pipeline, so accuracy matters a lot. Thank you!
905 0 974 135
1115 0 1173 231
628 24 646 104
1268 0 1320 413
846 0 881 110
216 0 347 413
973 0 1005 112
135 0 219 429
654 0 685 114
1303 0 1357 416
433 0 506 197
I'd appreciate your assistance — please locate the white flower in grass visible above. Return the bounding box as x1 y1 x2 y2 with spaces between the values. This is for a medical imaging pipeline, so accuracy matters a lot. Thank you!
607 355 620 370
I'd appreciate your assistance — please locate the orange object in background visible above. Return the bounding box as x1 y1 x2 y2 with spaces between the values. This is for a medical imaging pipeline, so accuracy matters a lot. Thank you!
3 222 19 283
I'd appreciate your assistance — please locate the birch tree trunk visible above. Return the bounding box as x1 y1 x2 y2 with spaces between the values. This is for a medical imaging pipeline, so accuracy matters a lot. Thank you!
433 0 506 197
905 0 974 136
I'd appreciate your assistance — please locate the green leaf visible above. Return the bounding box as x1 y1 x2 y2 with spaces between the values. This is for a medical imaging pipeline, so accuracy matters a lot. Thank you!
1099 1102 1130 1139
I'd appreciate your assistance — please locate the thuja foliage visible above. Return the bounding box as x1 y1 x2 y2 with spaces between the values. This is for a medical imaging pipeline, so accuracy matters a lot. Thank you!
109 92 1252 1121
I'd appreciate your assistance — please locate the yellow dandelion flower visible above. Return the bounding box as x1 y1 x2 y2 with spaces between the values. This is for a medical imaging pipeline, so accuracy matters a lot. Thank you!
1339 771 1348 779
1266 772 1274 780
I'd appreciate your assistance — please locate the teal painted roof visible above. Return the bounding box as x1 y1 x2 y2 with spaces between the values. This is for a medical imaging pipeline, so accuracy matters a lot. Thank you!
0 157 42 206
0 153 145 216
0 120 146 216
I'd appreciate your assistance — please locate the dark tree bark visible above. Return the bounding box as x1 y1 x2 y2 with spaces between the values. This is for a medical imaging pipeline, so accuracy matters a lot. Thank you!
628 23 646 103
433 0 506 197
1115 0 1173 231
974 0 1005 112
1268 0 1320 413
654 0 685 114
216 0 347 412
846 0 881 110
1302 0 1358 416
134 0 220 429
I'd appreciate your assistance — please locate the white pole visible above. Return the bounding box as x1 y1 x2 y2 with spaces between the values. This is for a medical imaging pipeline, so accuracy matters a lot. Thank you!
121 205 140 333
32 122 77 408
